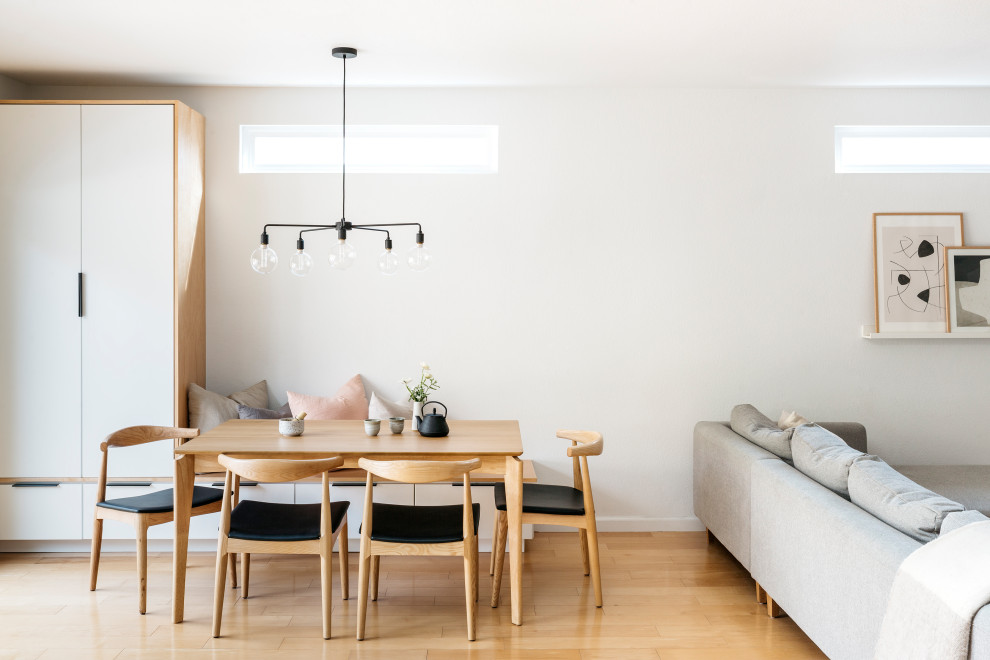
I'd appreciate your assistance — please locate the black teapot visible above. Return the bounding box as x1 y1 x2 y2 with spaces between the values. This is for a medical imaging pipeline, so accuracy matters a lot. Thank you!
417 401 449 437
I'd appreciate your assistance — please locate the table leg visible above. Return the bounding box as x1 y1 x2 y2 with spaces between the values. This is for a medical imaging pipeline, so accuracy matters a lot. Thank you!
505 456 523 625
172 452 195 623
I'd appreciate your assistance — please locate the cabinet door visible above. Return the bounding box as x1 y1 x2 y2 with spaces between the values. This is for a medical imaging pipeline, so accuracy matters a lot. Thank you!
296 482 415 547
81 105 175 478
0 483 83 539
0 105 82 478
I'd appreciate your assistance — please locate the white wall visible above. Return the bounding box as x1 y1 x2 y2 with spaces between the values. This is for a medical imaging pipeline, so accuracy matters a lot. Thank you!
0 74 26 99
29 83 990 530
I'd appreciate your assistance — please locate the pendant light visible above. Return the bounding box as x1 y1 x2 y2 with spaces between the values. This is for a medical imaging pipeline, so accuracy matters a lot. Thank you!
250 46 430 276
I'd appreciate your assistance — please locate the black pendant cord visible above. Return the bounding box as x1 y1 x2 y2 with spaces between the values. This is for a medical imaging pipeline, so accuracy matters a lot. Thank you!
341 53 347 222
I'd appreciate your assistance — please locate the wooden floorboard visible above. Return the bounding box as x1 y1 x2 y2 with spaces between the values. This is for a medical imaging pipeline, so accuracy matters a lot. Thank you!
0 532 825 659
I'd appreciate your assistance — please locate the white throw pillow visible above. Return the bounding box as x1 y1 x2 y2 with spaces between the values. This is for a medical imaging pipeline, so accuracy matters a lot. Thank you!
778 410 811 430
368 391 414 420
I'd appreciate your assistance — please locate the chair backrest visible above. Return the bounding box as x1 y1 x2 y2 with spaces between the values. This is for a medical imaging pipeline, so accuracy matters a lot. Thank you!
559 430 603 506
218 455 344 483
357 458 482 543
95 426 200 502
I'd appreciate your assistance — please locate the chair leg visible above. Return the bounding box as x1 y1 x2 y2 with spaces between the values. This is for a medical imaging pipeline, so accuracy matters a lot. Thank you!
464 538 478 641
489 514 499 575
339 521 349 601
136 521 149 615
490 510 508 608
578 528 591 576
585 517 603 608
242 553 251 599
321 549 333 639
89 516 103 591
212 543 229 638
356 548 371 640
370 555 380 602
228 553 238 589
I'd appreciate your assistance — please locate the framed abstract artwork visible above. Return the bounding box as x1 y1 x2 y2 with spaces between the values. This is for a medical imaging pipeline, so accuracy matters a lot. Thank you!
873 213 964 333
945 246 990 333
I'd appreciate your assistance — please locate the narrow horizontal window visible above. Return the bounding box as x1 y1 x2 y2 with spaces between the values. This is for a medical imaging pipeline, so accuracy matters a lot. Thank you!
240 125 498 174
835 126 990 173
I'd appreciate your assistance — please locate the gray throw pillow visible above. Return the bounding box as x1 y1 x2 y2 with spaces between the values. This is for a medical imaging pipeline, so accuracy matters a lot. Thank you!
188 380 269 432
730 404 794 460
791 424 863 498
940 510 990 537
849 455 964 542
237 402 292 420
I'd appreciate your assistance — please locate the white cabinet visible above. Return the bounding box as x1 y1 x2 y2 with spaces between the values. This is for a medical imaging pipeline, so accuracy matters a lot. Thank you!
0 101 204 479
0 484 83 540
0 100 205 541
295 482 416 547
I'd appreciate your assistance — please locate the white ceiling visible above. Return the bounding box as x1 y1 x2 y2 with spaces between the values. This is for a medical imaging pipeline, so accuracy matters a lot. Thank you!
2 0 990 88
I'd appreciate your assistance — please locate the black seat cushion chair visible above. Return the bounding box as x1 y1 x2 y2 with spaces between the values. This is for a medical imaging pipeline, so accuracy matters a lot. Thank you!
365 503 481 544
228 500 350 542
98 485 223 514
493 482 585 516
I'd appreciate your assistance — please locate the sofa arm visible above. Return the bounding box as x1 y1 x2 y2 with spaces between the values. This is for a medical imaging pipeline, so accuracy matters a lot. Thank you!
819 422 868 453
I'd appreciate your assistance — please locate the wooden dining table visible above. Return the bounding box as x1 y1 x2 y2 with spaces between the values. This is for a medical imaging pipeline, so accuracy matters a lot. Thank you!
171 418 527 625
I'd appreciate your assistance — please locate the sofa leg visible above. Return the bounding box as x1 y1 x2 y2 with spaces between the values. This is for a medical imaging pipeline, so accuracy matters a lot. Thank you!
705 528 714 544
767 595 785 618
755 581 767 605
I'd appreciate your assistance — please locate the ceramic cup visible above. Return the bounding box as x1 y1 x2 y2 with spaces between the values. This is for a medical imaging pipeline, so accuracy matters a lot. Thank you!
279 417 304 437
389 417 405 434
364 419 381 436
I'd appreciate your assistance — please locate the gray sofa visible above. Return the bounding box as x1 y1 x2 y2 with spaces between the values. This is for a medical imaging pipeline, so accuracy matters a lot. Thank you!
694 420 990 660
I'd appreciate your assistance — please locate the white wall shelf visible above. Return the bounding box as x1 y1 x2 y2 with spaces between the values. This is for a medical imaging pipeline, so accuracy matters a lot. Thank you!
860 325 990 339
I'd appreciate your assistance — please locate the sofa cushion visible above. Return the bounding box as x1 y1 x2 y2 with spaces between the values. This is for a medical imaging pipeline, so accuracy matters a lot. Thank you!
730 404 794 460
368 391 414 420
188 380 269 432
849 455 964 543
777 410 810 430
237 402 292 420
287 374 369 420
940 510 990 537
791 424 862 498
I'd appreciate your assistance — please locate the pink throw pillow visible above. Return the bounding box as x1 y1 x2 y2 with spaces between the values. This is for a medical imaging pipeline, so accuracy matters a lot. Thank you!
287 375 369 420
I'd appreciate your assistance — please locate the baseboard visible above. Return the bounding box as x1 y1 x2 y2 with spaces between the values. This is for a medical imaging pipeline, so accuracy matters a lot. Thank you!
534 516 705 533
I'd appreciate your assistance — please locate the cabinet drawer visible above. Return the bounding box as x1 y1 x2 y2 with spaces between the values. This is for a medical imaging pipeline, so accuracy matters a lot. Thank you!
295 483 414 545
0 483 83 540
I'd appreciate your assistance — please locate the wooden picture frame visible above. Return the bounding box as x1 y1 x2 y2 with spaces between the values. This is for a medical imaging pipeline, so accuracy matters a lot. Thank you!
873 213 964 333
945 246 990 333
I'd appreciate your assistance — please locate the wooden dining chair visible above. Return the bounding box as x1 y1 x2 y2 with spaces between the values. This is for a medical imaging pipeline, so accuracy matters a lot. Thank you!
490 429 604 608
212 454 349 640
89 425 224 614
356 458 482 641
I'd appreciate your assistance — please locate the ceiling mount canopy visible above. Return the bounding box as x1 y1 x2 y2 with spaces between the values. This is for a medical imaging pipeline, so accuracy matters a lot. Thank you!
249 46 431 277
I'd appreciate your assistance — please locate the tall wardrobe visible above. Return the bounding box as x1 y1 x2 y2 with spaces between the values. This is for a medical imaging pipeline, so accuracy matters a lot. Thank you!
0 101 205 541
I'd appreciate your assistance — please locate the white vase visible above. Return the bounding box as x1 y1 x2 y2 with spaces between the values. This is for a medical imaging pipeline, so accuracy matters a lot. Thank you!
412 401 424 431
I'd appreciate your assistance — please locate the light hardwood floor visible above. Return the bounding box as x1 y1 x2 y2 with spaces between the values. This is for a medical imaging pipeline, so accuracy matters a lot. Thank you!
0 532 826 659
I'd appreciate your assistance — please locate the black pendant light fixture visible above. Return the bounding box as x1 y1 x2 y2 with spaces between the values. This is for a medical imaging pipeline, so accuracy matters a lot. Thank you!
250 46 431 276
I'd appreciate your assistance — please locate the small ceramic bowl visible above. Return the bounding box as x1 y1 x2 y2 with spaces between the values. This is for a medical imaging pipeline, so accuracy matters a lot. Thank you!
279 418 304 437
364 419 381 436
389 417 405 434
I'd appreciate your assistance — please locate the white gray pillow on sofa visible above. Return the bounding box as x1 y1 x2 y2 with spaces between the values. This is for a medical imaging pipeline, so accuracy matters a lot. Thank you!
730 404 795 460
791 424 863 498
849 455 964 543
939 510 990 537
368 392 414 420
